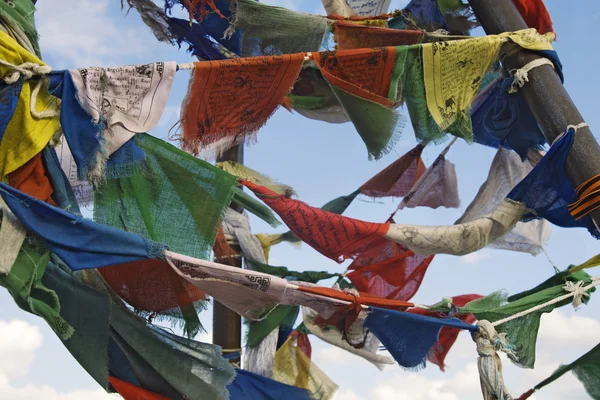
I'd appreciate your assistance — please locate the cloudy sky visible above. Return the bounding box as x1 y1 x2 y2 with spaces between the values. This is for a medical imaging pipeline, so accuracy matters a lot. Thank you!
2 0 600 399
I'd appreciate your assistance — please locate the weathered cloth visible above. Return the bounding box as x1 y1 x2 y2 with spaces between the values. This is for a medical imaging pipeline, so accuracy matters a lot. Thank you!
0 0 40 57
422 29 554 137
0 31 60 178
272 337 338 400
54 140 94 207
181 54 304 158
0 182 167 270
408 294 482 371
65 62 175 182
0 79 21 143
219 161 295 196
457 147 550 255
334 22 423 50
471 76 547 161
47 260 236 400
0 244 73 339
8 152 55 205
322 0 391 17
364 306 478 369
398 141 460 210
109 377 171 400
460 270 595 369
242 181 389 262
167 17 235 60
512 0 554 36
346 236 434 301
233 0 329 57
385 199 527 256
516 342 600 400
0 196 27 274
94 133 237 260
359 143 426 198
314 47 406 159
507 128 600 238
302 306 394 369
228 368 311 400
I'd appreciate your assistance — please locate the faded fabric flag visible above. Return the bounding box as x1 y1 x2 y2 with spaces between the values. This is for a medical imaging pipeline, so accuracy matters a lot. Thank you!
334 22 423 50
398 140 460 210
346 236 434 301
364 306 478 369
457 147 551 255
181 54 304 158
314 47 406 159
507 128 600 239
0 31 60 179
322 0 391 17
359 143 426 198
242 180 390 262
233 0 329 57
272 337 338 400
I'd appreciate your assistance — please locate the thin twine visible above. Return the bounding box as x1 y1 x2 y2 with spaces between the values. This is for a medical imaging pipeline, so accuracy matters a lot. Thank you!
551 122 589 146
490 278 600 327
508 58 554 93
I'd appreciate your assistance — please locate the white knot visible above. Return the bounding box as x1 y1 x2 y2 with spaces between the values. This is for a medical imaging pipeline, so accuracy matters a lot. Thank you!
508 58 554 94
563 280 590 309
1 60 52 84
550 122 589 146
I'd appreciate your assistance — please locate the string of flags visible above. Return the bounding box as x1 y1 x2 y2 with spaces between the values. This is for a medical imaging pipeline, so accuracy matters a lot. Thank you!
1 0 599 399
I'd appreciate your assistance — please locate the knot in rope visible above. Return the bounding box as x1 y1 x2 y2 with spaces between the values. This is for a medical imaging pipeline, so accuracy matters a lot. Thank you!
472 321 516 400
563 280 590 308
1 60 52 84
550 122 589 146
508 58 554 94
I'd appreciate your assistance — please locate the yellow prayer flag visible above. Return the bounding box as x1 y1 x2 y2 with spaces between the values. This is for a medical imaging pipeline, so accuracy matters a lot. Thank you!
423 28 554 131
0 31 60 178
570 254 600 274
273 337 338 400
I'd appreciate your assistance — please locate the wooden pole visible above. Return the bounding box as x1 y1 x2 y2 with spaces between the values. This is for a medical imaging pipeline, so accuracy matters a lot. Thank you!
213 145 243 365
468 0 600 229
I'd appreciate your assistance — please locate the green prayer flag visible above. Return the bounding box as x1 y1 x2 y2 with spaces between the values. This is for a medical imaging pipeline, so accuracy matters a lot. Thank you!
0 0 41 57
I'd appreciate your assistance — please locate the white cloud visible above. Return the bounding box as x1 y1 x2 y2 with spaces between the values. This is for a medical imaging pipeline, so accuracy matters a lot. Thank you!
36 0 163 68
314 344 366 366
333 388 368 400
460 251 491 265
0 320 42 379
538 309 600 346
0 320 115 400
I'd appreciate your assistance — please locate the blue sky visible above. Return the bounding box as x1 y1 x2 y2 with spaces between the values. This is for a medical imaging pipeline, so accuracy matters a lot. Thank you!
1 1 600 399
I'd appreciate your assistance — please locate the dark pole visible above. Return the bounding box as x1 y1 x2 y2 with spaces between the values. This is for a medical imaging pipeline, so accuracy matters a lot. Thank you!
213 145 243 365
468 0 600 229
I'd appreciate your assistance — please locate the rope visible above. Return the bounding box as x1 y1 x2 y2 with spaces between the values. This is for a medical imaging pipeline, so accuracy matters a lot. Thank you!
0 59 59 118
490 278 600 327
508 58 554 93
550 122 589 146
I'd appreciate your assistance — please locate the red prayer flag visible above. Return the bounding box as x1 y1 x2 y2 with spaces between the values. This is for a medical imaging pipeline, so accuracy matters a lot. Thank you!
242 180 390 262
109 377 172 400
512 0 554 35
334 22 423 50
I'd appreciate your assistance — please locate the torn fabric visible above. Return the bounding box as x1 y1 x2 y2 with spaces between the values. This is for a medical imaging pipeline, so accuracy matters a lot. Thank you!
272 337 338 400
364 306 478 369
242 180 389 262
0 0 41 57
314 47 405 159
359 143 426 198
507 128 600 239
398 141 460 210
0 182 167 270
234 0 329 57
0 31 60 178
228 368 311 400
302 306 394 369
334 22 423 50
322 0 391 17
457 147 550 255
181 54 304 158
218 161 295 196
385 199 527 256
346 237 434 301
